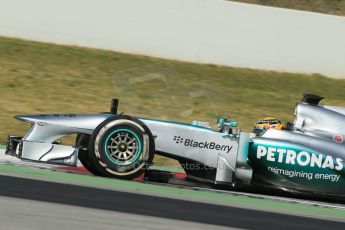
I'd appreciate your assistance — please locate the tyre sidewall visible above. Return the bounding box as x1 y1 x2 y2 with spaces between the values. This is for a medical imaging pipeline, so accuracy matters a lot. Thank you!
88 115 154 179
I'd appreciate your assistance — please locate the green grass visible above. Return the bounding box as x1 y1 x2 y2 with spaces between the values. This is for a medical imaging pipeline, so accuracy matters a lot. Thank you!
1 36 345 165
231 0 345 16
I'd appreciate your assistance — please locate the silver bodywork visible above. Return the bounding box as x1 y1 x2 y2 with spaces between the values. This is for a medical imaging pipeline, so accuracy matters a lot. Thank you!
11 113 252 184
274 101 345 157
294 103 345 140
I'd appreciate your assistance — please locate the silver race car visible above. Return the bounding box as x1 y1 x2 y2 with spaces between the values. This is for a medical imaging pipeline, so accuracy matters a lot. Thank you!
6 94 345 198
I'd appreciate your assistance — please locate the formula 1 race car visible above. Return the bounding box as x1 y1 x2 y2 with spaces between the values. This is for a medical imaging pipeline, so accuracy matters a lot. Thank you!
6 94 345 198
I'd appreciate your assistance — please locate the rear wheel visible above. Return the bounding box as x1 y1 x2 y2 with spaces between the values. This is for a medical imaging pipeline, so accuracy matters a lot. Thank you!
87 115 155 179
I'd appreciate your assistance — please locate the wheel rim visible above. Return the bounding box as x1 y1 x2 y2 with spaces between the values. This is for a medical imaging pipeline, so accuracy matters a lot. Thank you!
104 129 142 166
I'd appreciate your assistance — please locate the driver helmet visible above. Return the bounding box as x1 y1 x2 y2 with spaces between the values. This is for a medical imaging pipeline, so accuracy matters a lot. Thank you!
253 117 284 136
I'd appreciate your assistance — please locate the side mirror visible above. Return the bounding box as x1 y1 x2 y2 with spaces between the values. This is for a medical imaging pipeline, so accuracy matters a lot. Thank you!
217 118 238 127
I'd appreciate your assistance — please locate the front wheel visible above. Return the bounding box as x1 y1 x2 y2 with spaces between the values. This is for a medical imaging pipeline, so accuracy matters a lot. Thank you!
87 115 155 179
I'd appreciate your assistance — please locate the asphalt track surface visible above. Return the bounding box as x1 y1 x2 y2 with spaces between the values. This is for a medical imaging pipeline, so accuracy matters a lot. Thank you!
0 196 234 230
1 174 345 230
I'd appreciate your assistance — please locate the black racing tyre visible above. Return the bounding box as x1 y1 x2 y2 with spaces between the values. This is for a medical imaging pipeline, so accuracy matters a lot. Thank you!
87 115 155 179
76 134 104 176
